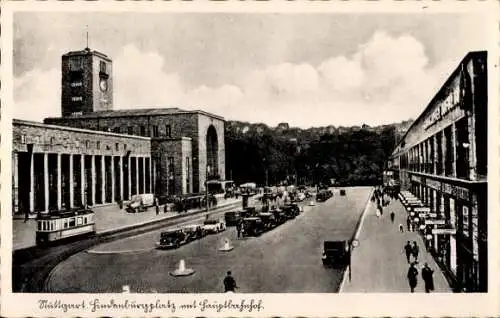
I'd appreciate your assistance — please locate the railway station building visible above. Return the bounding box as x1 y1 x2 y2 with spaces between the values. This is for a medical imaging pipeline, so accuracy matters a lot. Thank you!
12 47 226 216
389 51 488 292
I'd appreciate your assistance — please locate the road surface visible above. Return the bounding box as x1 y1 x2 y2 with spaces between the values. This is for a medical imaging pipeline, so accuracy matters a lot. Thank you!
46 187 372 293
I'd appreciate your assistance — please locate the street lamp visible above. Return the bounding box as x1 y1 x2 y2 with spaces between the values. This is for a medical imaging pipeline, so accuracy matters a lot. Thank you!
348 239 360 282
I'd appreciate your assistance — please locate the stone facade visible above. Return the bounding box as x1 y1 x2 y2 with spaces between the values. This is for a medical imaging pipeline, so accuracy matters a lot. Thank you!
12 119 151 214
45 108 226 195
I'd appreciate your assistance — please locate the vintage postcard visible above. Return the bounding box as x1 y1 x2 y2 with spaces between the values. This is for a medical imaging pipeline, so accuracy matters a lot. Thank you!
1 1 499 317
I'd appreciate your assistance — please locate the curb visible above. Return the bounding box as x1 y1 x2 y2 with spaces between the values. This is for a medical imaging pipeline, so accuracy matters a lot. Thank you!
338 187 374 293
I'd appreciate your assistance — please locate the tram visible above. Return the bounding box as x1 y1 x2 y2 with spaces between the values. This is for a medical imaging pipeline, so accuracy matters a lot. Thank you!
36 207 96 246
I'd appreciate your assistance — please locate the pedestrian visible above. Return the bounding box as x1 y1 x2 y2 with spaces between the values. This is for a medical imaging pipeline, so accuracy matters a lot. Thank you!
236 220 242 239
155 198 160 215
407 262 419 293
399 224 404 233
406 216 411 231
412 241 420 263
404 241 413 263
390 211 395 223
24 208 29 223
421 262 435 293
223 271 238 293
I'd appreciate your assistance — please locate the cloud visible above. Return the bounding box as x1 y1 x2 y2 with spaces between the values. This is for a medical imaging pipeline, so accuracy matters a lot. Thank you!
14 31 459 128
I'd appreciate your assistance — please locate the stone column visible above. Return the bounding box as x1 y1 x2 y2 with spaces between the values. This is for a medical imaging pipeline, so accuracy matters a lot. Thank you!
119 156 124 201
29 152 35 212
468 112 477 180
136 156 139 195
451 123 457 178
12 153 19 214
101 156 106 203
128 156 132 198
80 155 85 207
69 154 74 208
44 153 49 212
111 156 115 202
91 155 96 206
433 136 438 174
57 153 62 210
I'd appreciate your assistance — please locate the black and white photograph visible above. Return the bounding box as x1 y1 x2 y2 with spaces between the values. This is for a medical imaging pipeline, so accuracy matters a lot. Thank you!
1 1 499 317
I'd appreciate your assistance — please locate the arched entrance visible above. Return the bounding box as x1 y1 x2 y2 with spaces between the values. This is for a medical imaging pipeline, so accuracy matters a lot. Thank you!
206 125 218 179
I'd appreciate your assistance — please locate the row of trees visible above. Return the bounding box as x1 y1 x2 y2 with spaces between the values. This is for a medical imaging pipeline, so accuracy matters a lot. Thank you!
225 122 398 187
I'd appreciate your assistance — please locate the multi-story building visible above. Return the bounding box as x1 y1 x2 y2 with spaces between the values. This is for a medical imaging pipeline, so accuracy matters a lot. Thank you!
12 47 226 216
389 51 488 292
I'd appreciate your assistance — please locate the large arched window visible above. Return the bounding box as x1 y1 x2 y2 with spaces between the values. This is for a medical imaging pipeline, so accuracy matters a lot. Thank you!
206 125 218 179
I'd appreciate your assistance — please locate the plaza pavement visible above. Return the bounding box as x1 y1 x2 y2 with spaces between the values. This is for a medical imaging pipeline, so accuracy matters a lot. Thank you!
13 197 241 251
340 196 452 293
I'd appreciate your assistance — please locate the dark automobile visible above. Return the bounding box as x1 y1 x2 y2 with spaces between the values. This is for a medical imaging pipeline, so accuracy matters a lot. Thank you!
282 204 300 219
156 229 188 249
340 189 346 196
182 224 205 241
242 217 265 237
224 211 242 226
243 206 257 216
316 190 333 202
321 240 350 267
258 212 277 229
272 209 287 224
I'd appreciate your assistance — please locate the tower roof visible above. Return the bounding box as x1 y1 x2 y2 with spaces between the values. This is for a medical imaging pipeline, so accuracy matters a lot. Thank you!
62 48 110 60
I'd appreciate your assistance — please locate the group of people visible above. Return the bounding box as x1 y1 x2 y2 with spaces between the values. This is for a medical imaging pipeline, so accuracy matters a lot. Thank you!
407 262 435 293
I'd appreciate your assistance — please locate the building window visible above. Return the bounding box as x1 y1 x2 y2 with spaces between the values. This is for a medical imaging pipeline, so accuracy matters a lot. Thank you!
96 141 101 150
127 126 134 135
115 143 120 151
165 125 172 138
69 57 84 71
124 144 127 151
140 126 146 136
152 125 159 137
168 157 175 195
71 96 83 102
186 157 190 192
100 61 107 74
444 125 453 176
50 137 55 145
70 82 83 87
20 135 26 144
86 140 90 149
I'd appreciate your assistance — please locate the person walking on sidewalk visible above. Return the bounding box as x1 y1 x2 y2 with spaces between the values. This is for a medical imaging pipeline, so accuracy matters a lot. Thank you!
236 220 242 239
406 216 411 231
407 263 419 293
223 271 238 293
390 211 395 223
399 224 404 232
404 241 413 263
412 241 420 263
421 262 435 293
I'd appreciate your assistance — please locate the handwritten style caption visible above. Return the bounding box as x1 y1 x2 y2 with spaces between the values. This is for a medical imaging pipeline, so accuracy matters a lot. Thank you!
39 298 264 314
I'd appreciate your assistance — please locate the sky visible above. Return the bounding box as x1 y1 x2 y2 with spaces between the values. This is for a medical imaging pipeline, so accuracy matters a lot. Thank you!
13 11 493 128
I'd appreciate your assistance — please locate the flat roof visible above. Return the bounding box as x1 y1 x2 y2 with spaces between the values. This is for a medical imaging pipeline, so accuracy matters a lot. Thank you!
13 119 151 141
62 48 111 61
45 107 224 121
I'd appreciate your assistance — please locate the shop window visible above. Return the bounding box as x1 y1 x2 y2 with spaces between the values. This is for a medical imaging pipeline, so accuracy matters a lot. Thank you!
127 126 134 135
455 117 470 179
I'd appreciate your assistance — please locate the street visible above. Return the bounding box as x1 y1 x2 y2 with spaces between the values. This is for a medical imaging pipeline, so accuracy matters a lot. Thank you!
46 187 372 293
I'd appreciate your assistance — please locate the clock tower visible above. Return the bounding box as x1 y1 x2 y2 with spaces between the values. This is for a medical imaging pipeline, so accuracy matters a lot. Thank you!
61 48 113 117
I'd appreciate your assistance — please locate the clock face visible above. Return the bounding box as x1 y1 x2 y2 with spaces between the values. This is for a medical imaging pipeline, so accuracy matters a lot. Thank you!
99 79 108 92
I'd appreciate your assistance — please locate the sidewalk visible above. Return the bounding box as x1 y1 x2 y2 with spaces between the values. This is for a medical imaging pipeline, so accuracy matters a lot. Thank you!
340 197 452 293
13 197 241 251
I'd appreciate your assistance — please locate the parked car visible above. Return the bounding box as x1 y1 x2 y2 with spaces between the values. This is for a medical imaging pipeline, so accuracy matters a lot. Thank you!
126 193 155 213
224 211 242 226
316 190 333 202
258 212 277 229
156 229 188 249
202 218 226 234
242 217 264 237
321 240 350 267
182 224 205 241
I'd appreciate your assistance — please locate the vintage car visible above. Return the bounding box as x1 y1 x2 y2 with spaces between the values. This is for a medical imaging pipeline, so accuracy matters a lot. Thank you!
182 224 205 241
126 193 155 213
242 217 265 237
202 218 226 234
321 240 350 267
282 204 300 219
316 190 333 202
258 212 277 229
156 229 189 249
224 211 242 226
272 209 288 224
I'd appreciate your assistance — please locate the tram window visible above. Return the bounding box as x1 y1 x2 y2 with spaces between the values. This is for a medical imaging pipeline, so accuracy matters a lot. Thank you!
38 222 41 231
64 220 68 229
84 218 88 225
42 222 46 231
50 223 54 231
69 218 76 227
